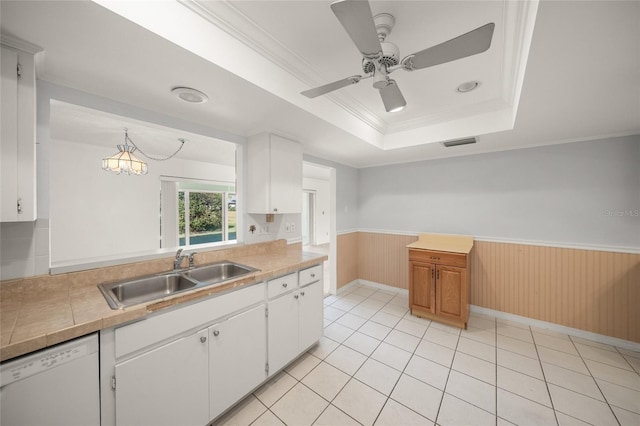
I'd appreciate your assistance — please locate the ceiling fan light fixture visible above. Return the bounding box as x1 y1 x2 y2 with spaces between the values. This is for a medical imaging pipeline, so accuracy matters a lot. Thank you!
380 79 406 113
171 87 209 104
457 81 480 93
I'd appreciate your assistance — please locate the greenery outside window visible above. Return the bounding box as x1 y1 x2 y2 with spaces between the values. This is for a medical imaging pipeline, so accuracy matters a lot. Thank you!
161 178 236 249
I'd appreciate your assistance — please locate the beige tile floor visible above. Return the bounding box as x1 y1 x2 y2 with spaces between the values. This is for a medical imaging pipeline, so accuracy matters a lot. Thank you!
214 283 640 426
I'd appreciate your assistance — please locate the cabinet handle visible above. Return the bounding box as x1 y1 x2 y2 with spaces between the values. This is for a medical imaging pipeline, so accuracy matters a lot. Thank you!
213 330 220 337
282 283 288 288
300 291 305 296
294 294 299 299
200 336 207 343
310 273 316 278
273 208 278 212
431 269 434 280
437 270 440 280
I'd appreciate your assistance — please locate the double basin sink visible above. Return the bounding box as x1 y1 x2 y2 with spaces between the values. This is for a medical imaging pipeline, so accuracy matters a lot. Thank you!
98 261 259 309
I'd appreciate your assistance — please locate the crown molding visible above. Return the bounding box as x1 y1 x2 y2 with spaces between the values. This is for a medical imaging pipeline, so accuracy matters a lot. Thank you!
0 33 43 54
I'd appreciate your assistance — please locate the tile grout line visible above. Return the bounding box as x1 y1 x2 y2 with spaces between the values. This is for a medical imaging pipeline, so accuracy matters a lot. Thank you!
431 322 462 425
494 317 498 426
569 335 623 426
530 325 560 426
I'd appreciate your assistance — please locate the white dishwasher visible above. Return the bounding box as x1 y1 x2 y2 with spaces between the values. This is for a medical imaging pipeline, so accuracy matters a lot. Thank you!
0 333 100 426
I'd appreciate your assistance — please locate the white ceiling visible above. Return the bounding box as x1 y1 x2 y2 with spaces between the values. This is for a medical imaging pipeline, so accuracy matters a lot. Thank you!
1 0 638 168
49 101 237 166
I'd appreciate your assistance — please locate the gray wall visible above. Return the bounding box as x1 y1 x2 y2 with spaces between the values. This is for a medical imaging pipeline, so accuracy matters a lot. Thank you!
357 135 640 249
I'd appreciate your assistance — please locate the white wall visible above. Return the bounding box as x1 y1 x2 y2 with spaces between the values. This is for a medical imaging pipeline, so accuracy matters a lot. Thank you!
50 139 235 264
303 177 330 245
358 135 640 249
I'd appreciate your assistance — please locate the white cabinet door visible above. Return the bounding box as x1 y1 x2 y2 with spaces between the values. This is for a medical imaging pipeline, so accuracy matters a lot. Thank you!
269 135 302 214
267 291 299 375
0 45 36 222
246 133 302 214
209 305 267 420
1 47 19 221
115 329 209 426
299 280 324 351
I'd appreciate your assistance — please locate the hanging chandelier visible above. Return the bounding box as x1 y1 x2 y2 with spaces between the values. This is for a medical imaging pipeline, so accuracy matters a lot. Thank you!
102 128 186 176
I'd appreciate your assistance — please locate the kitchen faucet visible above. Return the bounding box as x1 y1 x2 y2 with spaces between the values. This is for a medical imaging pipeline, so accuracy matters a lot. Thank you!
188 252 198 268
173 248 188 270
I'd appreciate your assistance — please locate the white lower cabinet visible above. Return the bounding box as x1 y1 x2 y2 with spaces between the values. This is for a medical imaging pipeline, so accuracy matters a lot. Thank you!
298 280 324 350
268 288 300 374
114 329 209 426
268 279 324 376
101 264 324 426
209 304 267 420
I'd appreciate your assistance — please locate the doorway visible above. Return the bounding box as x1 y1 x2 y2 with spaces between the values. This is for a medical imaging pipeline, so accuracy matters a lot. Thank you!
303 162 334 295
302 191 315 246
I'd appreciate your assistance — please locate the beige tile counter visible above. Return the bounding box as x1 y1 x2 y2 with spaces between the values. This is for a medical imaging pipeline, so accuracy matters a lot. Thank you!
0 240 326 362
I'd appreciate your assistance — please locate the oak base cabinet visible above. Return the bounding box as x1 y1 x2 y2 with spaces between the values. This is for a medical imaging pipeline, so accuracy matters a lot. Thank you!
409 248 470 329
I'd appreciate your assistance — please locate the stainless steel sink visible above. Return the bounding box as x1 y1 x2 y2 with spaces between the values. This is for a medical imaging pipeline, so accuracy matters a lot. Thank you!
183 262 257 284
98 261 259 309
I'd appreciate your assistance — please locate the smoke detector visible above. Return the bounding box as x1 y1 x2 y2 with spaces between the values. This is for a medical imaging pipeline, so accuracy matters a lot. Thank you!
172 87 209 104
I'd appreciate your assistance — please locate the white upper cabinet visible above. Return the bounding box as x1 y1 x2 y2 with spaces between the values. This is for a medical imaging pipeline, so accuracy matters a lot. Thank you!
246 133 302 214
1 41 37 222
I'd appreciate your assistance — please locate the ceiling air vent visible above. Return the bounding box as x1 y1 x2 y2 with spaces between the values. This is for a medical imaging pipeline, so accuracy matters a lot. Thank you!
442 137 477 148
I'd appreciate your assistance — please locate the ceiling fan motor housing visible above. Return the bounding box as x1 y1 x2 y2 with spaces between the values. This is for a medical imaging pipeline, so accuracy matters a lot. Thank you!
362 13 400 74
362 41 400 73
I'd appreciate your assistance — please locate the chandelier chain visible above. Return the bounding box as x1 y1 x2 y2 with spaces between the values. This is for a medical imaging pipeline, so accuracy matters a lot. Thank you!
125 130 186 162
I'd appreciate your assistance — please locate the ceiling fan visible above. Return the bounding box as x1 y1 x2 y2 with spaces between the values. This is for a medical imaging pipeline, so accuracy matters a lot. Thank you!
301 0 495 112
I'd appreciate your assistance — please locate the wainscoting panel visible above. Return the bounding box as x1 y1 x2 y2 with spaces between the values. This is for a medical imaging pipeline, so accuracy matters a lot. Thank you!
471 240 640 343
335 231 640 342
337 232 359 288
357 232 418 290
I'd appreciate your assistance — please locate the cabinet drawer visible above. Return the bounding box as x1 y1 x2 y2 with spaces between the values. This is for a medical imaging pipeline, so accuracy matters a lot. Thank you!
409 249 467 268
299 265 322 286
115 282 265 359
267 273 298 299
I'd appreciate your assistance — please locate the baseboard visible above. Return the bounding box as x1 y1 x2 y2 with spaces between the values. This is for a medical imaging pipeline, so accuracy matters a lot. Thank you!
337 279 409 297
471 305 640 352
336 280 640 351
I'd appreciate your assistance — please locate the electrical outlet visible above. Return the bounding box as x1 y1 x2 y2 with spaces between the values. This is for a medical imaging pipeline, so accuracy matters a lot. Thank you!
290 222 296 232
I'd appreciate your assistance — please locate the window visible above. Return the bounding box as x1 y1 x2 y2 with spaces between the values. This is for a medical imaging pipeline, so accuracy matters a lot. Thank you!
161 178 236 248
178 190 236 246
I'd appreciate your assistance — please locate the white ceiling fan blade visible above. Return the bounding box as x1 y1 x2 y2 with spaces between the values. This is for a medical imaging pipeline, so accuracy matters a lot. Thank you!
330 0 382 58
402 23 495 71
379 79 406 113
301 75 362 98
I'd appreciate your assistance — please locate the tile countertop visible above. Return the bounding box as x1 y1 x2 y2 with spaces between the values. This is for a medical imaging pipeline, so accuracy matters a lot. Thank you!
0 241 327 362
406 233 474 254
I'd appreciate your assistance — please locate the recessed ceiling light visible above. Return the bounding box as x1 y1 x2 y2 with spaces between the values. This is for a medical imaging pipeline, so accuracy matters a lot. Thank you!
457 81 480 93
171 87 209 104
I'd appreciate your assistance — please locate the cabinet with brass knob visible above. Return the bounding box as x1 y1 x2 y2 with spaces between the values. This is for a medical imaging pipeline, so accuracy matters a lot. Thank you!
407 234 473 329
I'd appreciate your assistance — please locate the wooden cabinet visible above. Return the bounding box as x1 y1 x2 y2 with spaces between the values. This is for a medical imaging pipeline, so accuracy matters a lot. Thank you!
209 305 267 420
1 42 37 222
408 234 473 329
268 265 323 375
115 329 209 426
246 133 302 214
